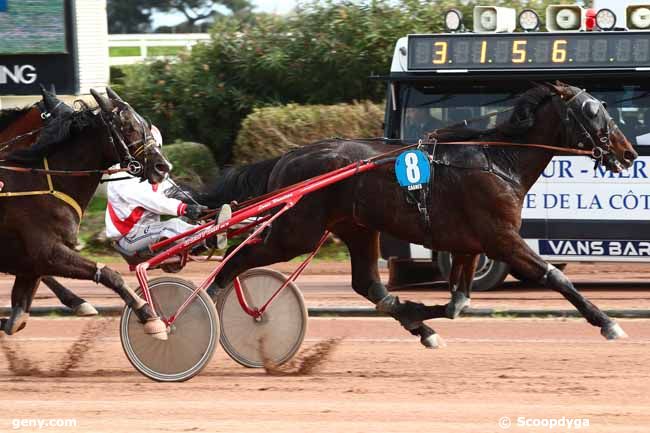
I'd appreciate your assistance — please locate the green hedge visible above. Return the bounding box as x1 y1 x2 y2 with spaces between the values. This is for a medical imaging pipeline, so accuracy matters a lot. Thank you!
164 141 219 185
234 101 384 163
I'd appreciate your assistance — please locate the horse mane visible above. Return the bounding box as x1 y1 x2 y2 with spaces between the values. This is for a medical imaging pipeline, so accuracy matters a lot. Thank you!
196 157 281 207
0 106 32 132
5 107 100 164
430 84 554 143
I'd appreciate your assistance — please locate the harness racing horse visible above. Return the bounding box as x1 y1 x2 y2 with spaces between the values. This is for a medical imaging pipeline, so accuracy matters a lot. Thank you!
191 82 637 348
0 88 173 340
0 87 100 317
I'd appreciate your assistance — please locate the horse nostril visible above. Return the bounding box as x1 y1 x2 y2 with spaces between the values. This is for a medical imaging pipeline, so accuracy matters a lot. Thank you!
155 163 170 173
624 150 638 161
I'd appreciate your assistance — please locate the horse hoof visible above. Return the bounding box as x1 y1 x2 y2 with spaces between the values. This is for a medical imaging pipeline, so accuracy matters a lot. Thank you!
421 333 446 349
601 322 628 340
4 311 29 335
73 302 98 317
144 317 168 341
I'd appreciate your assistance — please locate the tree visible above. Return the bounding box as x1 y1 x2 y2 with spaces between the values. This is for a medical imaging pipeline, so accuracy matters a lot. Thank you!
107 0 252 34
107 0 157 34
153 0 252 30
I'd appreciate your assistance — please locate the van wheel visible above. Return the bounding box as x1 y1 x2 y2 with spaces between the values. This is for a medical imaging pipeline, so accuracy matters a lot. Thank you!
437 252 510 292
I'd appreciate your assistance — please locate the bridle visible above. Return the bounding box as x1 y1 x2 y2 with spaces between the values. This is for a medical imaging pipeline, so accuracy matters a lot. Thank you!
557 88 618 168
98 101 159 177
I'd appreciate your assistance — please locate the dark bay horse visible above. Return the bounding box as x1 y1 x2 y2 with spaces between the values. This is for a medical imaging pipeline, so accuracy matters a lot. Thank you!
191 82 637 348
0 88 173 340
0 87 99 316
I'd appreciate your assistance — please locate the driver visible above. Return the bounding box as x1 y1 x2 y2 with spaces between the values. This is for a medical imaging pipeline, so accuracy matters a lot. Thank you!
104 126 206 255
403 107 441 139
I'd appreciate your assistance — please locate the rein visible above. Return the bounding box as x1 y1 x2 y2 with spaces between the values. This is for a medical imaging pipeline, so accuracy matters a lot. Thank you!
0 127 44 152
0 163 130 177
426 140 594 156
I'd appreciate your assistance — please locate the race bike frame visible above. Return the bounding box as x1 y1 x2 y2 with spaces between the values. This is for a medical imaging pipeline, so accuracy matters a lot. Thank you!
134 156 396 327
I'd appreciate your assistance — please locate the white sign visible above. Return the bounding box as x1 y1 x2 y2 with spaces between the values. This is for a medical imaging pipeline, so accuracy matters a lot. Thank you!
522 156 650 220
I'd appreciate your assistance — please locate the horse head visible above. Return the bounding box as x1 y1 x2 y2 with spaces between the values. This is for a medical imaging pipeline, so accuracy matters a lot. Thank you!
543 81 638 173
90 87 172 184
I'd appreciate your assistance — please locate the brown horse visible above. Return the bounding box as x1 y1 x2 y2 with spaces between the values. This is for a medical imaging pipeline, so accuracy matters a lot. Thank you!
0 88 173 340
190 82 636 348
0 87 100 316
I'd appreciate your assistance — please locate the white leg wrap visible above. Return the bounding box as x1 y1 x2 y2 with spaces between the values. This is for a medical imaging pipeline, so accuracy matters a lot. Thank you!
375 294 398 314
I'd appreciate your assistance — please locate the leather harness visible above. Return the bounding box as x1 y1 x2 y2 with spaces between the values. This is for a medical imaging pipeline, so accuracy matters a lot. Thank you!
0 158 84 221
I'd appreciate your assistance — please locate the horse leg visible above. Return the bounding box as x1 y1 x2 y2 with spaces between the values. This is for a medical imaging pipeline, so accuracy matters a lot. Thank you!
42 276 98 316
3 276 40 335
38 243 167 339
445 254 476 319
334 224 448 349
490 231 626 340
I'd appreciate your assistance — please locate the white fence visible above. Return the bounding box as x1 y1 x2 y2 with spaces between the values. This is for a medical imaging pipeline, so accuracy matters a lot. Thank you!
108 33 211 65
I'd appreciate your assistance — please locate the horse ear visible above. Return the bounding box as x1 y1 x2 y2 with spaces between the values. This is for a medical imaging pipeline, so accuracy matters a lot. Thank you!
50 84 57 96
39 83 58 111
90 88 114 112
106 87 123 102
541 81 571 98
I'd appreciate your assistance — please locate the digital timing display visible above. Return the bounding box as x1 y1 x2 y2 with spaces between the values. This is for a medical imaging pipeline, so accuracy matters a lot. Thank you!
408 32 650 71
0 0 66 54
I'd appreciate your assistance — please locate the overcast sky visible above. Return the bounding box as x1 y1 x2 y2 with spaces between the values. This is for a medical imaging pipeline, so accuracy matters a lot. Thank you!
152 0 298 27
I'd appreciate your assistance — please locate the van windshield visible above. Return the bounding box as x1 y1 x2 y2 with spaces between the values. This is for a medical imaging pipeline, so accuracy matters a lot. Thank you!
400 84 650 151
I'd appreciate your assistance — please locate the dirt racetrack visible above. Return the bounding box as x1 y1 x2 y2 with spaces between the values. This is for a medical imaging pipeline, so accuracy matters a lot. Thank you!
1 262 650 432
1 317 649 433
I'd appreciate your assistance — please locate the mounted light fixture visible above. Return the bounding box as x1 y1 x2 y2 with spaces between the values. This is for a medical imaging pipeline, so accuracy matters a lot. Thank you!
473 6 516 33
546 5 585 31
627 5 650 30
444 8 463 32
518 9 541 32
595 8 616 30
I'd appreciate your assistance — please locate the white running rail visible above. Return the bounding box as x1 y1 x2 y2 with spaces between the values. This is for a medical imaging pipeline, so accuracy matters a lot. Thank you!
108 33 211 65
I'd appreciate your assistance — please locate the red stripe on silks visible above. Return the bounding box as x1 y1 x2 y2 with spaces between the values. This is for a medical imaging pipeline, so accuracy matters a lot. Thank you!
177 203 187 216
108 203 145 236
152 184 159 192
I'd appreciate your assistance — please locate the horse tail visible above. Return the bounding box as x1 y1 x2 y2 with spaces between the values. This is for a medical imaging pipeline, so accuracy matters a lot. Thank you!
197 157 281 208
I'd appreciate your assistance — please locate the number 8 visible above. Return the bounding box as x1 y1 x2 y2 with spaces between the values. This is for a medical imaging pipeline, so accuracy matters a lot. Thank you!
405 152 421 183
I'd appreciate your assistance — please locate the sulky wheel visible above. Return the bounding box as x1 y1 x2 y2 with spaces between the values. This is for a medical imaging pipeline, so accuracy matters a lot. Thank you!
120 277 219 382
217 268 308 368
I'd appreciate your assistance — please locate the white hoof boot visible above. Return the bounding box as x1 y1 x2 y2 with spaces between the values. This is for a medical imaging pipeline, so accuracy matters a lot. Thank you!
421 333 446 349
73 302 99 317
601 322 628 340
144 317 168 341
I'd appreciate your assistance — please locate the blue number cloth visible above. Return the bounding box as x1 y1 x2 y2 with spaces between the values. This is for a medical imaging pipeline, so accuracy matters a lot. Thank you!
395 149 431 188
